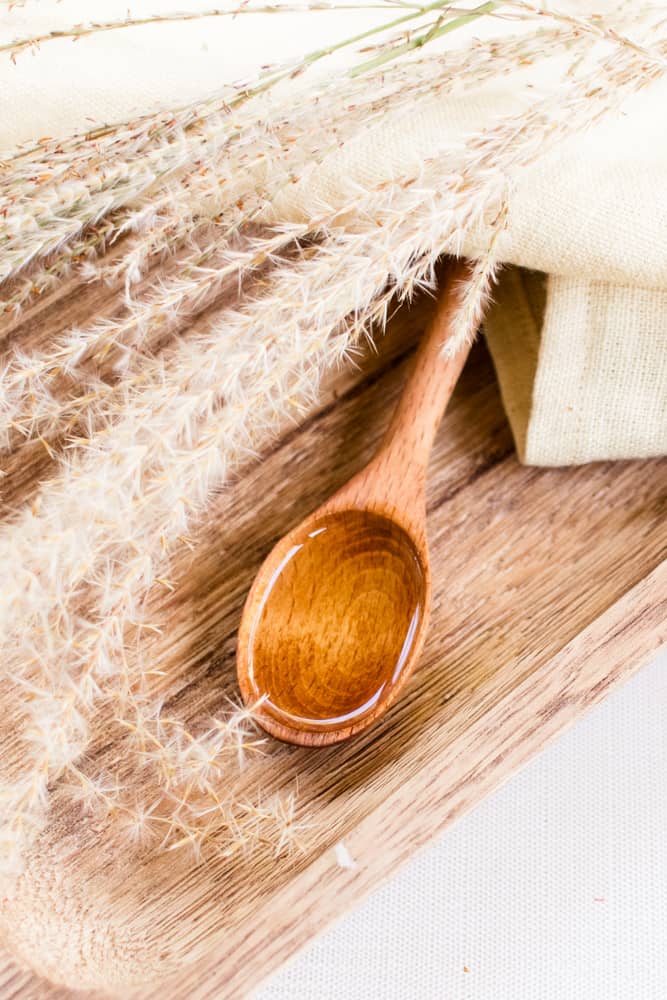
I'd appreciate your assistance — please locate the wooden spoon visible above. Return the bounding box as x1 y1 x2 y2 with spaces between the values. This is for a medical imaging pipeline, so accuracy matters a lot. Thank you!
236 259 473 746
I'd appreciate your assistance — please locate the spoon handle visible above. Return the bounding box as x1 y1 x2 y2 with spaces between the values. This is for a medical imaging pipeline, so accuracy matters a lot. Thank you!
325 258 474 531
375 258 473 476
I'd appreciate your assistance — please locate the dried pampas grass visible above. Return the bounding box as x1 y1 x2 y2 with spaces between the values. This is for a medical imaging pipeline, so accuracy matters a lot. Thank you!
0 2 665 874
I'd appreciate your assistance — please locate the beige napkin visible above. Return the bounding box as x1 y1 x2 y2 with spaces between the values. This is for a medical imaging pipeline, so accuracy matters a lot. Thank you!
2 2 665 466
488 271 667 464
263 77 667 465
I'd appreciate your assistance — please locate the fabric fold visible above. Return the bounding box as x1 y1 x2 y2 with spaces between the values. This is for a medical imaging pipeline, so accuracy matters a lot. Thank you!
485 272 667 466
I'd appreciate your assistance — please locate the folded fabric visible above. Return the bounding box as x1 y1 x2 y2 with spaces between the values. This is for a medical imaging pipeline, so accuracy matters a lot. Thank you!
2 2 665 466
487 271 667 464
263 82 667 465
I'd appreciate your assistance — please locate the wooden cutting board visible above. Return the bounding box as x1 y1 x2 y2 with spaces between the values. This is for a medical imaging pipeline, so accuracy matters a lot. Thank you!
0 289 665 999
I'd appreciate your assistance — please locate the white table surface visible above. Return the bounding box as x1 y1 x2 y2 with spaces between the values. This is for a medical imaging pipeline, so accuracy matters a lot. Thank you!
257 647 667 1000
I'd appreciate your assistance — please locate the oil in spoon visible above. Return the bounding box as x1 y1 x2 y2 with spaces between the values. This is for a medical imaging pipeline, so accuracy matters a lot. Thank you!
245 510 425 735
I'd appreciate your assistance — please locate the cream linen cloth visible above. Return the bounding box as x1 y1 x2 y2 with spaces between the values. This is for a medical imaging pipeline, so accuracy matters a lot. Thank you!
1 1 666 465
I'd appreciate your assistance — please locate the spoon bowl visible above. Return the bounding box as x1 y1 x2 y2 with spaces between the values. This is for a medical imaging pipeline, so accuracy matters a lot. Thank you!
237 507 430 745
237 260 471 746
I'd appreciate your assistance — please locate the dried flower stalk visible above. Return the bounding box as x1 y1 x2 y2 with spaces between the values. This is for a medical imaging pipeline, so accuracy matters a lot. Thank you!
2 22 592 450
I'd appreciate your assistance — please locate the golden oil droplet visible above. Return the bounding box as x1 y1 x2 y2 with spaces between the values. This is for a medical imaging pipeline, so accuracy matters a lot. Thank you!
246 510 425 733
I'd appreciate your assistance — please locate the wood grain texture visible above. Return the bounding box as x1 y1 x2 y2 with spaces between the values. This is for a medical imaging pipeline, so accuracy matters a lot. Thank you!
239 509 429 744
0 281 665 999
237 262 471 745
